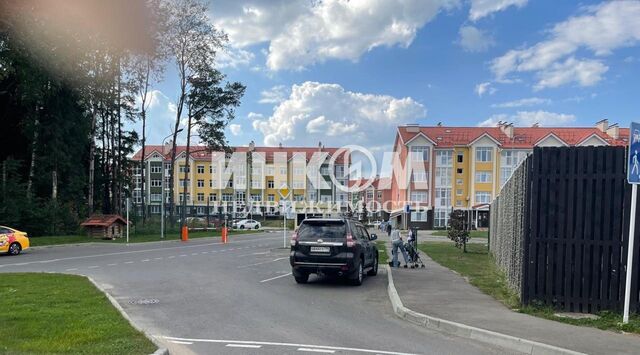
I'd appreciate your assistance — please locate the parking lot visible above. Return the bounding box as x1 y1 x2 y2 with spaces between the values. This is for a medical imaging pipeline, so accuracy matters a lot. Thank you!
0 232 509 354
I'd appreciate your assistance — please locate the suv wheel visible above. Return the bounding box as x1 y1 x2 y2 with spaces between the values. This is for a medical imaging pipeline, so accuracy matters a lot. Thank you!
294 272 309 284
240 225 245 230
367 254 378 276
351 260 364 286
254 225 259 230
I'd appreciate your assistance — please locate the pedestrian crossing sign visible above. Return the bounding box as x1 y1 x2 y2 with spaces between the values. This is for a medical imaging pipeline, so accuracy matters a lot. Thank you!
628 122 640 184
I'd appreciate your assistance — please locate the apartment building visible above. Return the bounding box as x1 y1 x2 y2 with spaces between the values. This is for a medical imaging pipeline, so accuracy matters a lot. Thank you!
349 176 392 222
131 141 349 220
389 119 629 229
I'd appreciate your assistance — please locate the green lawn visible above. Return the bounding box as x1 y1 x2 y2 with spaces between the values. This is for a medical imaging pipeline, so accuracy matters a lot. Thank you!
419 242 640 334
0 273 156 354
430 230 488 238
29 229 258 247
376 241 389 264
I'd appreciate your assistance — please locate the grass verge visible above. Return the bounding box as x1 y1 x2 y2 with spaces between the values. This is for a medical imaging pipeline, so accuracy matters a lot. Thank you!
0 273 156 354
430 230 488 238
29 229 259 247
419 242 640 334
376 240 389 265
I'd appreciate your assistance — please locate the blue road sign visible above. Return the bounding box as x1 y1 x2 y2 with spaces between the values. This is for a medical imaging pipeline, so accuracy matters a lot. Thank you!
628 122 640 184
404 204 411 213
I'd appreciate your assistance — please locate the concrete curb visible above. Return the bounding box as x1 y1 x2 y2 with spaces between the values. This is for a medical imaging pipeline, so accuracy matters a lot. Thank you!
385 265 585 355
86 277 169 355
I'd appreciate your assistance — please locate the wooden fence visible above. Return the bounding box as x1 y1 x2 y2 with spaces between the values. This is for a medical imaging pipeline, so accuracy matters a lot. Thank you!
491 146 640 313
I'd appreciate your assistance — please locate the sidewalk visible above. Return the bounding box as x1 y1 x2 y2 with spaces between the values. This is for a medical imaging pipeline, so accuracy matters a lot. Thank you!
384 241 640 354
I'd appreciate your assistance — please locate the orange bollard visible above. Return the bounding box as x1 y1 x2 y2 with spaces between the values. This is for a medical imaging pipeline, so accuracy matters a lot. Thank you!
181 225 189 241
221 227 228 243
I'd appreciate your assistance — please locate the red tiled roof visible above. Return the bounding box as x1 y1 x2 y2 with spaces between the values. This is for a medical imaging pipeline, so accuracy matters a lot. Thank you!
396 125 629 148
132 145 348 163
81 215 128 227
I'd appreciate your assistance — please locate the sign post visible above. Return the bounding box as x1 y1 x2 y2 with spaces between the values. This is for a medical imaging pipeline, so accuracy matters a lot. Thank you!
624 122 640 323
278 186 291 248
126 197 130 244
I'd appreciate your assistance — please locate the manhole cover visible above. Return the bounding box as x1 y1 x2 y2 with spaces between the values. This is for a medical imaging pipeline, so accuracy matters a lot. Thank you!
128 298 159 305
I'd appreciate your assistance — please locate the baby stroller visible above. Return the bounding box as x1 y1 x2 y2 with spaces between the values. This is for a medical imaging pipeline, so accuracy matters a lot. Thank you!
405 230 426 268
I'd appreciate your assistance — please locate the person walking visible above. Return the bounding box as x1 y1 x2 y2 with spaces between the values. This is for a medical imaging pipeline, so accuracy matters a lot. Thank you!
390 227 410 268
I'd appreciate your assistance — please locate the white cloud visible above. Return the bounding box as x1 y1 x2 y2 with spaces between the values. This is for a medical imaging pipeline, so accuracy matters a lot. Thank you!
458 25 495 52
229 124 243 136
252 81 426 147
248 112 264 120
534 57 608 90
216 46 255 68
258 85 288 104
213 0 459 71
475 82 496 97
469 0 528 21
491 2 640 88
479 110 575 127
491 97 550 108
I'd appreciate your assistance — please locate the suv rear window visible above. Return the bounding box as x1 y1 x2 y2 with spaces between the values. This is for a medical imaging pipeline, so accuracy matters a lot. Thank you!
298 220 346 240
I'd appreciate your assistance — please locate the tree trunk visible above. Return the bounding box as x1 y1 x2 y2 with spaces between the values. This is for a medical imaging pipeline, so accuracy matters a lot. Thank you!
26 114 39 199
169 58 187 227
139 59 151 223
52 169 58 200
181 107 193 227
88 110 97 214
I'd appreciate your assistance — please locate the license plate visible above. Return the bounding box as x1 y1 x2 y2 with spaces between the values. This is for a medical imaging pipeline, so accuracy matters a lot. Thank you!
310 246 330 253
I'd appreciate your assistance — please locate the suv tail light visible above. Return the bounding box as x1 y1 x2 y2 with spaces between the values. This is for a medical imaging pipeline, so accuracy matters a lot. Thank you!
346 234 356 248
290 231 298 247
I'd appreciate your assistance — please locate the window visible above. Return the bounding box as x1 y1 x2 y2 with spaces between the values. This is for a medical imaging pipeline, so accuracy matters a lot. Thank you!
411 211 428 222
457 153 464 163
196 207 205 215
279 167 287 175
475 191 492 204
197 193 204 202
501 167 512 186
209 193 217 202
235 191 245 201
150 179 162 187
377 191 383 199
197 165 205 174
294 194 304 201
164 163 171 176
150 205 160 214
410 191 428 202
268 194 275 202
251 194 262 201
209 165 213 174
133 166 141 175
179 179 190 187
179 193 191 202
456 189 463 196
435 188 451 207
456 178 463 185
320 166 330 175
476 147 493 162
435 150 453 165
227 180 233 188
456 200 463 207
222 193 233 202
410 146 430 161
197 179 204 188
457 168 463 174
179 165 190 173
335 165 344 177
266 166 275 175
475 171 492 183
308 191 317 201
293 167 304 176
150 165 162 174
435 167 452 186
434 208 449 228
366 191 374 199
292 181 304 189
412 171 428 182
150 193 162 202
267 180 275 189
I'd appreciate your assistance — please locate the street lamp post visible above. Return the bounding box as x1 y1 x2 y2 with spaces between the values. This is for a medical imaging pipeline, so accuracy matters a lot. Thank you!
161 129 183 239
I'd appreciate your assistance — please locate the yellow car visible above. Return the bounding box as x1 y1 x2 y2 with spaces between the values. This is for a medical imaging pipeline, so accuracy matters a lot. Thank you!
0 226 30 255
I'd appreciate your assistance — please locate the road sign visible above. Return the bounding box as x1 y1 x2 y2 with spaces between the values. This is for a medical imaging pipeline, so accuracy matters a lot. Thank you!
278 185 291 200
625 122 640 323
628 122 640 184
404 204 411 213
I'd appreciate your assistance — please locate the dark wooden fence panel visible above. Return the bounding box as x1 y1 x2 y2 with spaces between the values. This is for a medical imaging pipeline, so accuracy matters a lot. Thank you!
522 146 640 313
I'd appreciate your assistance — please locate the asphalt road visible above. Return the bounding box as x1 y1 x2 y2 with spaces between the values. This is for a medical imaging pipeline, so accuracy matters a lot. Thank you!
0 232 515 355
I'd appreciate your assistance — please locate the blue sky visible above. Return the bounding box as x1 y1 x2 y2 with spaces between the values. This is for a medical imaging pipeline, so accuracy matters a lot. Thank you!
138 0 640 154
